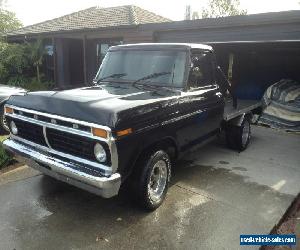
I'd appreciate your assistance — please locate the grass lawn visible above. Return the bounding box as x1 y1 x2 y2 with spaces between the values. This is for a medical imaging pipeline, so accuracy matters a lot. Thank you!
0 135 8 142
0 135 11 169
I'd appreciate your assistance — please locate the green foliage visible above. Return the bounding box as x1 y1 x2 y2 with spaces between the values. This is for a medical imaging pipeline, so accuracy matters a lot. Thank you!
25 79 55 91
26 39 44 67
201 0 247 18
26 39 46 83
7 75 55 91
0 8 22 34
0 135 11 169
0 40 54 90
0 41 31 81
0 7 52 91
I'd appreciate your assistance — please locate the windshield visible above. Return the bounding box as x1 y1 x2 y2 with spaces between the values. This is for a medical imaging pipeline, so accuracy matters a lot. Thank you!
95 50 187 87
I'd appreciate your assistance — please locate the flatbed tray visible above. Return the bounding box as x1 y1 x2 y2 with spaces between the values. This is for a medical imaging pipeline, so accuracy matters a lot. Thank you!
223 99 262 121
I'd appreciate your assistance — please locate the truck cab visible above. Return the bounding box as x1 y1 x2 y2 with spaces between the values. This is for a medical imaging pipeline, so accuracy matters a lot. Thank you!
3 43 261 210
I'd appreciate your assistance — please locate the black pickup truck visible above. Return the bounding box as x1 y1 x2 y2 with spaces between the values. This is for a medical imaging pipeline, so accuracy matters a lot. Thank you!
3 43 262 210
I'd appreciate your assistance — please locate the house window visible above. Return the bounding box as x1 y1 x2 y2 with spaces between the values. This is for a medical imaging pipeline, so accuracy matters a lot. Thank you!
96 41 122 67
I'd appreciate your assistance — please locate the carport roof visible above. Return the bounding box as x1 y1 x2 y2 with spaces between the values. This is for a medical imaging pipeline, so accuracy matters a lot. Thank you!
6 5 171 37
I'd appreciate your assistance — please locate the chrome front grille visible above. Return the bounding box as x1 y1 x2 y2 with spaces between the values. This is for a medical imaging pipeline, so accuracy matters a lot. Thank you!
4 106 116 174
11 118 47 146
13 109 91 133
46 127 96 162
7 117 99 162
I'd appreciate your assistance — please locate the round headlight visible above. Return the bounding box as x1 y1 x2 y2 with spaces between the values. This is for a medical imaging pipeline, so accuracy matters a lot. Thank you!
94 143 106 162
10 121 18 135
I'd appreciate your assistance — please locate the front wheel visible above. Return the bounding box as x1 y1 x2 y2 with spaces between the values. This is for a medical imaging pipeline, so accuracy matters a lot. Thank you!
226 116 251 152
134 150 171 211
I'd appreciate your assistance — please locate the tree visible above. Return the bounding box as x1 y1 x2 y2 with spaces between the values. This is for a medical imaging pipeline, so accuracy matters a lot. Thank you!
0 5 49 89
0 0 22 35
26 39 46 83
201 0 247 18
0 42 30 83
0 9 22 34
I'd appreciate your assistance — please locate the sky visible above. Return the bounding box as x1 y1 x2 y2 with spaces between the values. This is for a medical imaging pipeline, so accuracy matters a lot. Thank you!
3 0 300 26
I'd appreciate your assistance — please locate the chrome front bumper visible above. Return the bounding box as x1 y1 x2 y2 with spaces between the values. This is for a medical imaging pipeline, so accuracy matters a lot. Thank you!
3 138 121 198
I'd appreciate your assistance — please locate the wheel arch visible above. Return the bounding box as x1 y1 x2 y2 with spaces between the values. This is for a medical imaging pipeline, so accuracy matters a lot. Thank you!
0 99 10 133
226 112 253 127
124 136 179 182
0 99 8 107
143 136 179 160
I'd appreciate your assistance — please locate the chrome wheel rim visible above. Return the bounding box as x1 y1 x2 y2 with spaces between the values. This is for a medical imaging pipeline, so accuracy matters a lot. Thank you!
242 120 250 146
148 160 168 203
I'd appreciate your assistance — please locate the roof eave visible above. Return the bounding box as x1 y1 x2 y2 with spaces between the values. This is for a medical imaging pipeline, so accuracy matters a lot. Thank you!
5 23 141 41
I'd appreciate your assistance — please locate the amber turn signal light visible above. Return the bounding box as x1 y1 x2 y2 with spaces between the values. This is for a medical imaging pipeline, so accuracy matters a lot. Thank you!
4 107 13 114
92 127 108 139
116 128 132 137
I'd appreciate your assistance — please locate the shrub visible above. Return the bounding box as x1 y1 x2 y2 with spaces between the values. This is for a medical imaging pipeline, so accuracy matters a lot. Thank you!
0 40 55 91
0 136 11 169
7 75 55 91
0 42 31 83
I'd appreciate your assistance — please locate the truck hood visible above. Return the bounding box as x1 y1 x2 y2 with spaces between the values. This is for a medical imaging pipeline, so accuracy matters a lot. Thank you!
6 84 180 129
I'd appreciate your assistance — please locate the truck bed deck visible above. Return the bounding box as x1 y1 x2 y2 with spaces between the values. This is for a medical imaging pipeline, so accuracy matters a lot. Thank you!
224 99 262 121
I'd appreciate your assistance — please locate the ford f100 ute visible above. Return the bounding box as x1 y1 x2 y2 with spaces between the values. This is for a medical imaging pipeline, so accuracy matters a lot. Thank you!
3 43 262 210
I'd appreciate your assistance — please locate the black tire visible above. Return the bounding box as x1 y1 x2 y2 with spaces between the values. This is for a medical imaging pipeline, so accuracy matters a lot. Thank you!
134 150 171 211
226 116 251 152
0 104 9 135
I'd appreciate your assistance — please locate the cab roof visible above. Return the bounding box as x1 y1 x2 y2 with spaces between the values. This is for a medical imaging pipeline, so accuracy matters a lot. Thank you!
109 43 213 51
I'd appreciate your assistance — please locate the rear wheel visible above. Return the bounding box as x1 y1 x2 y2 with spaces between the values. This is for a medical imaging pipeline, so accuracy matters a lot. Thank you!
226 116 251 152
134 150 171 211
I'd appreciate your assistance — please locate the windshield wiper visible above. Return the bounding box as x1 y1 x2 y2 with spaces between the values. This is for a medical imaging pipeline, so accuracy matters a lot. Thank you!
132 72 171 86
95 73 127 84
131 71 182 94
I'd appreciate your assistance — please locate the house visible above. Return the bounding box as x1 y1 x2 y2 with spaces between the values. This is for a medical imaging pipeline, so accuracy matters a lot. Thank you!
6 5 300 91
6 5 171 87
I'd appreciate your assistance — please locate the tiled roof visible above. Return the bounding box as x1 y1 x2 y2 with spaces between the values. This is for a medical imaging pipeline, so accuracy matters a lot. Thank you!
6 5 171 36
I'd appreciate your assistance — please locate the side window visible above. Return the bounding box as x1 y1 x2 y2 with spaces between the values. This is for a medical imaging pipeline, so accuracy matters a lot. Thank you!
188 52 214 89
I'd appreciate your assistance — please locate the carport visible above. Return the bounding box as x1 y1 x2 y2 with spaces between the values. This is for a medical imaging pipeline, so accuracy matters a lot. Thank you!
212 41 300 100
151 10 300 101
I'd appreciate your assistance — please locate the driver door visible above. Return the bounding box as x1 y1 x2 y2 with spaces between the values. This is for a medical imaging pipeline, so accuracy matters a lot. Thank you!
176 50 224 150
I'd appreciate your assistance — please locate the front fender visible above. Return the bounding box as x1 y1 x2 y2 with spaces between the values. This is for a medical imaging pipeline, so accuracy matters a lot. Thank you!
115 127 179 181
0 98 8 106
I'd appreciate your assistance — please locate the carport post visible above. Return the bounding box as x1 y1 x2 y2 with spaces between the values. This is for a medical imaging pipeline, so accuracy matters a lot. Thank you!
228 53 237 108
52 37 57 86
83 35 87 85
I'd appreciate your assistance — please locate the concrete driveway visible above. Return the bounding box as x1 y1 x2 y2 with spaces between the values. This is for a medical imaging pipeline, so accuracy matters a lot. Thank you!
0 126 299 250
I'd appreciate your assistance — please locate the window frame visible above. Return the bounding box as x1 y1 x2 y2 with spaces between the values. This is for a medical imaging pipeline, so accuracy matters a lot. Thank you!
186 49 217 91
95 48 190 88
